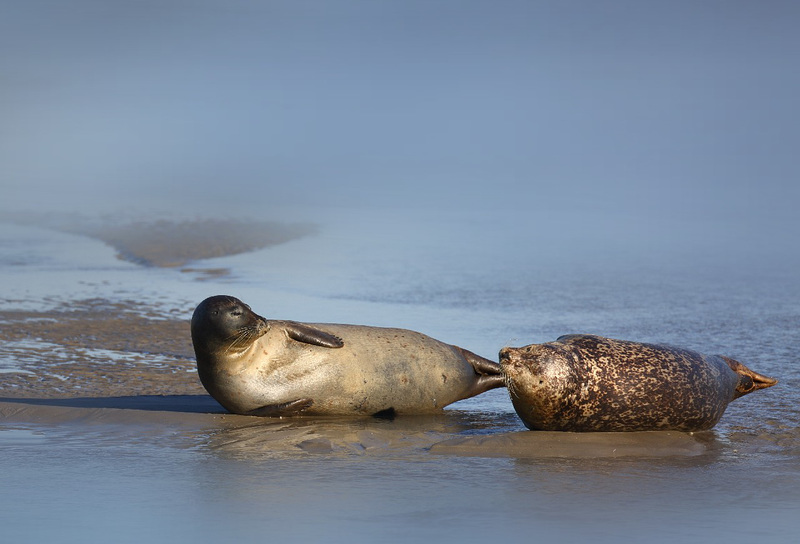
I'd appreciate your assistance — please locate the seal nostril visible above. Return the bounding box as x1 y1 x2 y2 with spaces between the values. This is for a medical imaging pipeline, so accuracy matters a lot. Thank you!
499 348 514 363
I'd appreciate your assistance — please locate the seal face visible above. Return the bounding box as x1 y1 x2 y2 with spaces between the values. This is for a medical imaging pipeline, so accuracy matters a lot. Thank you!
191 295 505 417
499 334 778 432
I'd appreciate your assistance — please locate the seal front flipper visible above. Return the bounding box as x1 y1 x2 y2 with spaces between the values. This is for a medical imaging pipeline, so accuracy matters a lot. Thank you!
284 322 344 348
245 398 314 417
460 374 507 400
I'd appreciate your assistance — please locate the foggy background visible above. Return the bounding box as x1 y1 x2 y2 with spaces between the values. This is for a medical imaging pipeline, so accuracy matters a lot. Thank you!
2 1 799 245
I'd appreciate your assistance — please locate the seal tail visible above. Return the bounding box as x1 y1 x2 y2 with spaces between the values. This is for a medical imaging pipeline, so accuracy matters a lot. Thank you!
720 356 778 400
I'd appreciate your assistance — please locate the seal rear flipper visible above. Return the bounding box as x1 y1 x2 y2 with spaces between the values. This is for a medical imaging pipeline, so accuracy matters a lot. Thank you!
720 356 778 399
284 322 344 348
460 373 507 401
245 398 314 417
455 346 502 376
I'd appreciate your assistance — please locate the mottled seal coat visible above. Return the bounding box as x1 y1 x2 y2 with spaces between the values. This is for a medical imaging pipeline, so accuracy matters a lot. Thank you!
191 295 505 417
499 334 777 432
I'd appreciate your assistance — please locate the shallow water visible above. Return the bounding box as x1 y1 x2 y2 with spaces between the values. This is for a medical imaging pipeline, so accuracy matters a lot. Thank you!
1 209 799 543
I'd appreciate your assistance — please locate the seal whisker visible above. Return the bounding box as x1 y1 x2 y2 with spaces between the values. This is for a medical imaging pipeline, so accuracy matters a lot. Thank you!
504 374 518 399
222 327 261 354
221 333 246 354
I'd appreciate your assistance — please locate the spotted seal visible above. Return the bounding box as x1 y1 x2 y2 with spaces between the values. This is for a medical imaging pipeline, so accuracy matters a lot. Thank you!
499 334 777 432
191 295 505 416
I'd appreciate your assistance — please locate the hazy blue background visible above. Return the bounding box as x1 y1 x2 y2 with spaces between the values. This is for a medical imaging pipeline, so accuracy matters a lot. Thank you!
2 5 800 542
2 1 799 236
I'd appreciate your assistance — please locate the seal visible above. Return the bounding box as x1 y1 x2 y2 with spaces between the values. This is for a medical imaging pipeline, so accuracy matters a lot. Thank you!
499 334 777 432
191 295 505 417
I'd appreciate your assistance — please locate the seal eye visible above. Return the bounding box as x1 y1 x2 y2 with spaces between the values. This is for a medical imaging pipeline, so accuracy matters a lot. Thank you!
230 309 242 317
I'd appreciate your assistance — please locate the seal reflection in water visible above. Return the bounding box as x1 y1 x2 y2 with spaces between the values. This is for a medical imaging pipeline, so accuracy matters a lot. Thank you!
500 334 777 432
191 295 505 417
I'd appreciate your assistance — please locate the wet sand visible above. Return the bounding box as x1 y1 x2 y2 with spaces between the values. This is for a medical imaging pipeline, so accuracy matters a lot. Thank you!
0 300 201 398
0 394 717 460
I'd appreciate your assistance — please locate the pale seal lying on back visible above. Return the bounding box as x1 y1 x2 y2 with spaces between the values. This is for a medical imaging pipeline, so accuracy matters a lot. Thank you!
500 334 777 432
191 295 505 417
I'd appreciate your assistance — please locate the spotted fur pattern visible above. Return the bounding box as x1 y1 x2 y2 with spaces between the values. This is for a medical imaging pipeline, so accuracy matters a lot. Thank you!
500 334 776 432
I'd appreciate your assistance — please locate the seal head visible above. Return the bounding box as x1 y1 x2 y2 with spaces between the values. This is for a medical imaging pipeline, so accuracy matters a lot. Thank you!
191 295 267 357
500 342 579 429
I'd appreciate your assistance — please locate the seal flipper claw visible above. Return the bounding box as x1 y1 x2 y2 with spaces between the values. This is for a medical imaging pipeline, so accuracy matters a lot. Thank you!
284 322 344 348
245 398 314 417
